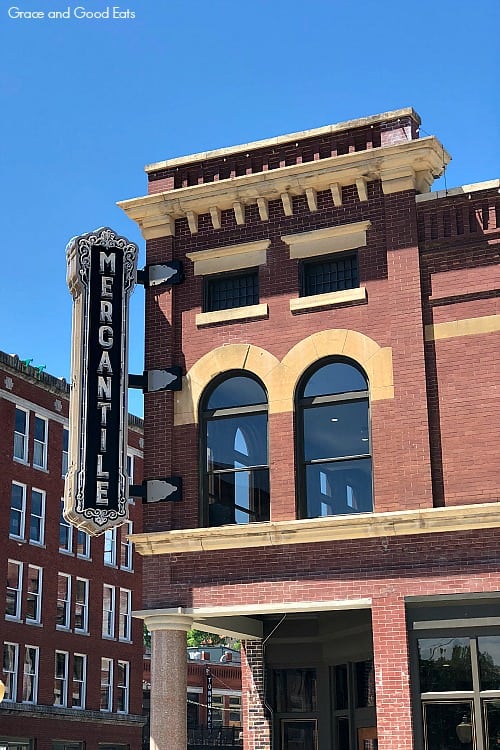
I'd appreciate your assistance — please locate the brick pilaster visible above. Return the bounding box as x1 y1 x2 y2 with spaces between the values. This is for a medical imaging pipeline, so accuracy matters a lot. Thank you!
241 640 271 750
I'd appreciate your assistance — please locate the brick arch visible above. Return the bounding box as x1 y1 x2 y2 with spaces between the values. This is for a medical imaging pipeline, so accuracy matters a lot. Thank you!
174 332 393 425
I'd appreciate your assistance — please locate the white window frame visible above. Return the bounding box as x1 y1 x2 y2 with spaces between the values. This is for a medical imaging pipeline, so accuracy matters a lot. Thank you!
9 481 26 541
72 653 86 709
76 528 90 559
74 578 89 634
116 660 129 713
100 657 113 711
3 642 19 702
22 645 39 703
127 453 134 485
120 521 133 571
57 573 71 630
59 499 73 553
26 565 42 625
13 406 29 463
119 588 132 642
104 527 117 567
62 427 69 477
102 584 115 639
33 414 48 470
6 560 23 621
54 650 69 707
29 487 45 545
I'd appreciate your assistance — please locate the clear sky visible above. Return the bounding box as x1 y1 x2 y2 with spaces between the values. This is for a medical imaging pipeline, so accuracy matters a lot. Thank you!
1 0 498 416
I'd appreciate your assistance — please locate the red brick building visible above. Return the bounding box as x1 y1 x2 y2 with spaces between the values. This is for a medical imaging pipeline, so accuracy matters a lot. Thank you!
119 108 500 750
0 352 144 750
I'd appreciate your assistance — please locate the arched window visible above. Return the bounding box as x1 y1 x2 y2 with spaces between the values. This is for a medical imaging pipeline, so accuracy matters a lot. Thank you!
296 359 372 519
201 374 269 527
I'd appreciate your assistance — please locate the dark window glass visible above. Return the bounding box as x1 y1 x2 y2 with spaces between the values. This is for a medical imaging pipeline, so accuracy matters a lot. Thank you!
63 428 69 452
418 638 473 692
207 377 266 409
273 669 317 713
203 374 269 527
355 660 375 708
301 253 359 297
15 408 26 433
478 637 500 691
336 718 350 750
204 271 258 312
298 360 372 519
334 665 348 710
485 700 500 750
423 702 473 750
34 416 46 441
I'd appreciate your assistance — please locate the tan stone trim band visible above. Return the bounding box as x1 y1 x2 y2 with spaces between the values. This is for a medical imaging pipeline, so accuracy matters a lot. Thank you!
290 287 367 312
186 239 270 276
174 330 394 426
282 221 371 259
425 315 500 341
196 303 268 327
130 502 500 557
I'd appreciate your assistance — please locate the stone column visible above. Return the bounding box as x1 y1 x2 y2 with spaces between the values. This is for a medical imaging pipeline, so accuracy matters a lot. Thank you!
145 612 193 750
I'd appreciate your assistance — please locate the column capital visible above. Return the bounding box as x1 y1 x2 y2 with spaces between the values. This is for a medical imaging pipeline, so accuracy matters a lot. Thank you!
134 608 193 632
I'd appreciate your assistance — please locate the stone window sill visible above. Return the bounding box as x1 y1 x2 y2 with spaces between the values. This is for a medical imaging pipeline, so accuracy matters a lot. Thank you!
196 303 268 327
290 287 367 312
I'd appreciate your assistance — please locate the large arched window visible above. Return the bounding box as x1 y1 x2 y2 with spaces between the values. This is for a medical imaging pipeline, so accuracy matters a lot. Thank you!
296 359 372 519
201 374 269 527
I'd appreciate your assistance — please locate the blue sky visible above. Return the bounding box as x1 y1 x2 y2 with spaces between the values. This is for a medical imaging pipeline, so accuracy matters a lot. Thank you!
1 0 498 416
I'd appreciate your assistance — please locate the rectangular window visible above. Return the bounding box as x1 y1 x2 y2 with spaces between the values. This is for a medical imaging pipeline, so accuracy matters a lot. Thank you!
6 560 23 620
119 588 132 641
76 529 90 559
204 270 259 312
127 453 134 484
102 584 115 638
116 660 129 713
74 578 89 634
54 651 68 706
57 573 71 629
14 407 28 462
3 642 18 701
212 694 224 726
229 696 242 726
22 645 39 703
62 427 69 477
26 565 42 624
120 522 133 571
29 488 45 545
104 528 117 566
100 657 113 711
59 499 73 553
33 415 48 469
301 252 359 297
72 654 86 709
10 482 26 540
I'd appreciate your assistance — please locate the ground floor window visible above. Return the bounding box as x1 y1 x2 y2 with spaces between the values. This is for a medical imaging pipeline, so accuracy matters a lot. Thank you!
0 741 32 750
417 635 500 750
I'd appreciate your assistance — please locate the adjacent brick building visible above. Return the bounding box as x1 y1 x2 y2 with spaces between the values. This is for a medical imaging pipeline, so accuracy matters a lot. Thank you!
119 108 500 750
0 352 144 750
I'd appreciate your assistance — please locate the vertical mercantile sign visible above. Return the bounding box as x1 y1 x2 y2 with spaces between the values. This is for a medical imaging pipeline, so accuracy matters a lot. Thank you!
65 227 138 536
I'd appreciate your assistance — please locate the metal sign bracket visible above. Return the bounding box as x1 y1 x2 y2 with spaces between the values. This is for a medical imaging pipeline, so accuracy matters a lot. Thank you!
130 477 182 504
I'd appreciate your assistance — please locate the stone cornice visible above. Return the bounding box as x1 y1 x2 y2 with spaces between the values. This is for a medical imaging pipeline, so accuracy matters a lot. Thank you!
118 137 450 239
130 502 500 556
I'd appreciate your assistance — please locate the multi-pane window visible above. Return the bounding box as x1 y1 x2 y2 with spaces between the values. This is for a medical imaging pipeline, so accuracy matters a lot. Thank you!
116 661 129 713
229 696 242 726
127 453 134 484
118 589 132 641
33 415 48 469
100 657 113 711
212 694 224 726
417 634 500 750
297 359 372 519
62 427 69 477
300 252 359 297
120 522 133 570
22 645 39 703
76 529 90 559
72 654 86 708
54 651 69 706
26 565 42 624
204 271 259 312
3 642 18 701
202 374 270 527
9 482 26 539
6 560 23 620
57 573 71 629
102 585 115 638
14 407 28 462
59 499 73 553
74 578 89 634
29 488 45 544
104 528 117 566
